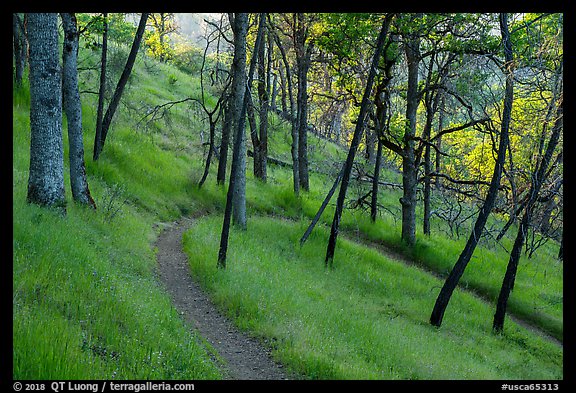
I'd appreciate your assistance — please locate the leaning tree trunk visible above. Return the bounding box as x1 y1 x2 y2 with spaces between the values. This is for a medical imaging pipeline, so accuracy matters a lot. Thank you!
94 13 149 160
325 16 391 266
430 13 513 328
300 166 344 247
61 13 95 209
493 97 563 333
26 13 66 210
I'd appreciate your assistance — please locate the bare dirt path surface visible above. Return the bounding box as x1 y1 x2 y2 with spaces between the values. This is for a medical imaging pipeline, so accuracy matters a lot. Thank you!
154 216 292 380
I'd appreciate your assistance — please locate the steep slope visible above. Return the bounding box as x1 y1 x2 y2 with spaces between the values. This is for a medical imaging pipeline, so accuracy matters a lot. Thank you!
13 34 562 380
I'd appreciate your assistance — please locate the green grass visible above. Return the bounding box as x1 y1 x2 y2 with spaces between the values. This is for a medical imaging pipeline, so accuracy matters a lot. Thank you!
182 215 562 380
230 140 563 343
241 126 564 343
344 207 563 341
12 181 221 379
13 50 222 379
13 28 562 380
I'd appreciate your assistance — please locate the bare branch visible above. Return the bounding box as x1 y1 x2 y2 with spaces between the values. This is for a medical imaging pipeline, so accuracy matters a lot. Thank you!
430 117 490 142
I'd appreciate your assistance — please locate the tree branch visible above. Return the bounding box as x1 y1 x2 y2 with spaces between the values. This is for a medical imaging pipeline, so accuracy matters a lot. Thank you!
430 118 490 142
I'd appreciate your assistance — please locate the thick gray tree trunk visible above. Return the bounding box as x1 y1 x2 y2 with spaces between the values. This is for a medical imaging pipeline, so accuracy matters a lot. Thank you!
61 13 95 209
296 60 310 192
26 13 66 210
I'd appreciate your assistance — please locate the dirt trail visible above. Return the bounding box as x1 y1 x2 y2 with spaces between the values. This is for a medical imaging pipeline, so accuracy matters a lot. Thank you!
154 217 291 380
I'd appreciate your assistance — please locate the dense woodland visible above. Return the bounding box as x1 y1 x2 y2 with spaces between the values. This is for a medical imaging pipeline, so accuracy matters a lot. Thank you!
13 12 563 381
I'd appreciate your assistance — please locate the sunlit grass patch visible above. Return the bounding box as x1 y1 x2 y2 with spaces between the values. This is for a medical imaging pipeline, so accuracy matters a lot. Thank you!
183 215 562 380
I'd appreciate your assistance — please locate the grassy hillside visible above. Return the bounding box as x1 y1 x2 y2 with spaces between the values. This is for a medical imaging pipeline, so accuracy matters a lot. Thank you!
13 50 223 379
183 216 562 379
13 37 562 380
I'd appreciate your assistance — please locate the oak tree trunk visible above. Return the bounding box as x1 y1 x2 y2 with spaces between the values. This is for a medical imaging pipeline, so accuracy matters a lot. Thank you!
26 13 66 210
13 13 27 87
229 13 248 229
295 13 310 192
430 13 513 327
218 13 266 268
94 13 149 160
493 97 562 333
61 13 95 209
401 32 420 246
325 16 391 266
94 13 108 162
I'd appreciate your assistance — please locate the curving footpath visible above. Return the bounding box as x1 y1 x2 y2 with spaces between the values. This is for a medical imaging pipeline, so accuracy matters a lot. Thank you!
155 216 291 380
